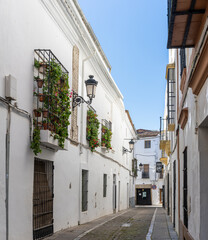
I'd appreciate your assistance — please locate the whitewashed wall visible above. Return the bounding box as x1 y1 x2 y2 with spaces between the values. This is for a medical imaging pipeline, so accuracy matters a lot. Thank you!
0 1 136 240
165 43 208 239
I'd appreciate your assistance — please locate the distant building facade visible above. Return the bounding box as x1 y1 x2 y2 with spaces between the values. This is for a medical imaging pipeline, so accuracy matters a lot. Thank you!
134 129 163 206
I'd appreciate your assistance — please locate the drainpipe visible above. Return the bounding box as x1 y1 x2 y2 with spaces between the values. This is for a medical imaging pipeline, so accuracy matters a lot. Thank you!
0 96 31 240
6 106 11 240
195 96 198 134
78 52 96 225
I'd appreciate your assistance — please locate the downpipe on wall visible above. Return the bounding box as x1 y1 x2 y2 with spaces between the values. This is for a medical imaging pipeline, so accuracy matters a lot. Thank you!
6 106 11 240
0 96 32 240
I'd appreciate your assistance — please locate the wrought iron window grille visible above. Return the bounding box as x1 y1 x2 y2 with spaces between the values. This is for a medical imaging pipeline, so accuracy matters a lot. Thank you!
180 48 186 76
33 49 69 135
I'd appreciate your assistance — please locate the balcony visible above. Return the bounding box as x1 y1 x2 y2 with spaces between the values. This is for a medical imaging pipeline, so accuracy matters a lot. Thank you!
33 49 70 152
166 64 176 131
167 0 207 48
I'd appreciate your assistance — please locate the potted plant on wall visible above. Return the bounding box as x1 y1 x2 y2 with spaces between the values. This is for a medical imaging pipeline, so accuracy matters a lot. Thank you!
33 109 41 117
86 109 100 152
101 125 112 150
31 54 71 154
34 76 44 88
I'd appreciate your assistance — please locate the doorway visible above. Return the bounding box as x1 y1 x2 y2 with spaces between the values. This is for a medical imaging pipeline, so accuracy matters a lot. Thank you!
159 189 163 204
173 160 176 228
118 181 120 211
136 188 151 205
113 174 117 212
33 158 54 240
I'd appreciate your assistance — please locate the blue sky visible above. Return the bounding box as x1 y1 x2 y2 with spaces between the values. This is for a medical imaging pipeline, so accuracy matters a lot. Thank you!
78 0 168 131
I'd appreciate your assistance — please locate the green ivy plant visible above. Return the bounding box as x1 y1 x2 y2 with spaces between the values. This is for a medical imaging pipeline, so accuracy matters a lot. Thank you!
86 109 100 152
31 58 71 154
30 124 41 156
132 159 138 177
101 125 112 150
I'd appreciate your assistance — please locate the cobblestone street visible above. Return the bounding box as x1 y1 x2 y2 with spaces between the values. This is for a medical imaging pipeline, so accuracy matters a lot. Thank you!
46 207 178 240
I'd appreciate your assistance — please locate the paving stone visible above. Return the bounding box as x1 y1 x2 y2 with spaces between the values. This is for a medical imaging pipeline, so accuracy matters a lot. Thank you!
46 207 178 240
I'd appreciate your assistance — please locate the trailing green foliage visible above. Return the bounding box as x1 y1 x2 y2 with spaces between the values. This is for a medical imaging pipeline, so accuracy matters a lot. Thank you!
30 125 41 156
86 109 100 152
31 58 71 154
43 60 71 148
101 125 112 150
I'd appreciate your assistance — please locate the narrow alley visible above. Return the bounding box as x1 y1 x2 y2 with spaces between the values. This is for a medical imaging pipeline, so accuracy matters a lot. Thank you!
46 207 178 240
1 0 208 240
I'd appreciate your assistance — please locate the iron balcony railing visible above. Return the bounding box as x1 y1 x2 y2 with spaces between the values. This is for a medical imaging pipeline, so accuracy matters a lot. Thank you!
180 48 186 76
33 49 69 136
160 117 168 141
167 68 176 125
167 0 173 27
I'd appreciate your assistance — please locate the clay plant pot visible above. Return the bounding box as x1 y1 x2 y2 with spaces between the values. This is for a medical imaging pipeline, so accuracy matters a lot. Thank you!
102 128 106 133
39 63 48 74
36 79 44 88
38 94 45 102
33 109 41 117
42 109 48 118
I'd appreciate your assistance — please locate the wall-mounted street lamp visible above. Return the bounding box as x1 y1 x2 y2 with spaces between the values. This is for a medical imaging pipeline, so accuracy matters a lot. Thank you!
72 75 98 109
138 163 143 171
123 139 135 154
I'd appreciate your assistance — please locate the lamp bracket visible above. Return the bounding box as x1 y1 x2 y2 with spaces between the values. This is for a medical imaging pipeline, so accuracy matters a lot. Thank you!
72 91 93 109
122 147 132 155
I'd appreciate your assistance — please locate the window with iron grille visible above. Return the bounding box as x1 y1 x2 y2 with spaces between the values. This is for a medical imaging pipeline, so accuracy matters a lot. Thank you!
167 68 175 125
102 119 112 131
144 140 151 148
180 48 186 76
82 170 88 212
103 174 107 197
142 164 149 178
101 119 112 149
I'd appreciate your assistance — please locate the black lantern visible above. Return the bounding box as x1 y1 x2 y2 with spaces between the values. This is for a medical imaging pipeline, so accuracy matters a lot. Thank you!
85 75 98 104
73 75 98 109
139 163 143 171
129 139 135 151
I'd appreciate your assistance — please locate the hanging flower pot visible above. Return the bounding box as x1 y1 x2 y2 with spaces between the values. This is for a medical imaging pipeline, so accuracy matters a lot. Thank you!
38 94 45 102
102 128 106 133
33 109 41 117
39 62 48 74
36 78 44 88
42 109 48 118
42 122 48 130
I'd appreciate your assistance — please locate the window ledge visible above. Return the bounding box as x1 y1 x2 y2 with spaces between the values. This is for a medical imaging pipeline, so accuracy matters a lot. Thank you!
40 130 68 151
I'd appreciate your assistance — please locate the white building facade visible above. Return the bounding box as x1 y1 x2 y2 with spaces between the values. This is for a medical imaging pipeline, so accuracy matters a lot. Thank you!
0 1 137 240
134 130 163 206
162 1 208 239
